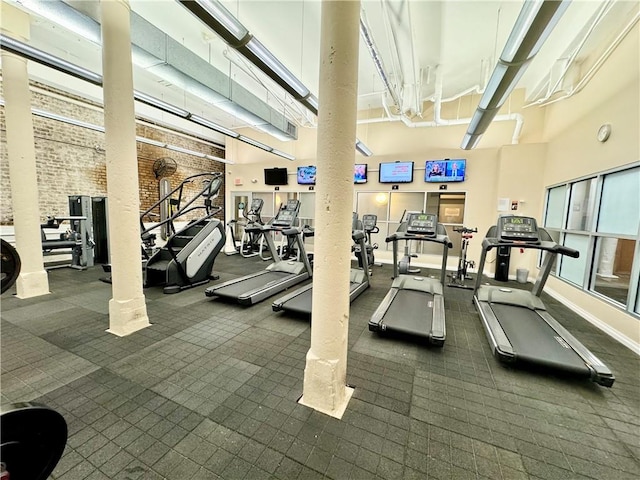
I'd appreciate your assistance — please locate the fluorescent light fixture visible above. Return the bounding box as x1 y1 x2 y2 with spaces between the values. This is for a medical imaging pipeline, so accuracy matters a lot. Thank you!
238 135 272 151
31 107 104 132
204 153 232 164
136 136 166 148
244 38 310 98
191 114 240 138
461 133 483 150
1 35 291 159
462 0 569 149
271 149 295 161
303 95 319 115
191 0 249 44
16 0 101 44
133 90 190 118
0 34 103 85
501 0 571 63
355 139 373 157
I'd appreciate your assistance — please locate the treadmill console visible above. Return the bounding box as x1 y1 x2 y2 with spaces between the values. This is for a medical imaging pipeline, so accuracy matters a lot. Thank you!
272 200 300 227
497 216 540 243
406 213 437 236
362 214 377 231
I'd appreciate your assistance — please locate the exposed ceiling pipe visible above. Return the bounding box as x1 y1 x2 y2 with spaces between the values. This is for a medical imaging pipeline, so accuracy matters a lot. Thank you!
461 0 571 150
406 0 422 116
379 0 405 112
359 91 524 146
526 0 613 106
360 9 402 110
526 8 639 107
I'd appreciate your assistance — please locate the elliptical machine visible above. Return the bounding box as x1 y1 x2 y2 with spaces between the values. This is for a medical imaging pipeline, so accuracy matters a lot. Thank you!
354 214 379 274
239 198 271 259
448 226 477 290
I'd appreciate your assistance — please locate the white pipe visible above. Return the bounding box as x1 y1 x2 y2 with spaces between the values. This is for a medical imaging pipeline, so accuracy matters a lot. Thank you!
532 11 639 107
360 91 524 145
524 0 616 108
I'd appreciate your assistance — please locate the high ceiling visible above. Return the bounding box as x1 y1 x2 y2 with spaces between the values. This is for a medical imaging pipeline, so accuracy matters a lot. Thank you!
5 0 640 149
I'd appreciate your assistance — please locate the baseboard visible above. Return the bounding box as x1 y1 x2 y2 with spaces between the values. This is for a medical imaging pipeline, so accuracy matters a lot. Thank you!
545 287 640 356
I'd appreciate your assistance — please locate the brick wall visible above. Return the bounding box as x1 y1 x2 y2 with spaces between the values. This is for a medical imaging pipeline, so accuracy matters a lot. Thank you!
0 81 226 225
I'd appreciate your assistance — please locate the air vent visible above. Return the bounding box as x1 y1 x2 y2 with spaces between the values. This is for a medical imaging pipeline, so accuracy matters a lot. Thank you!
286 121 297 138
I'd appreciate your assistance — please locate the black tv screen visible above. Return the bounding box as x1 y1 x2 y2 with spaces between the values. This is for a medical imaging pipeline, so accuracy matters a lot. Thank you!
379 161 413 183
425 159 466 182
264 167 288 185
354 164 367 184
297 166 316 185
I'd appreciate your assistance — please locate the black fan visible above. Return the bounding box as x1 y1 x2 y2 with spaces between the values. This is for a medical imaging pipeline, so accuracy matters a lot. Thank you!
152 157 177 179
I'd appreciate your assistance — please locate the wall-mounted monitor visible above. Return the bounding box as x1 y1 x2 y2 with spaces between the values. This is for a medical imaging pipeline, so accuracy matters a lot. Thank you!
264 167 288 185
354 164 368 184
379 161 414 184
425 159 466 183
297 166 316 185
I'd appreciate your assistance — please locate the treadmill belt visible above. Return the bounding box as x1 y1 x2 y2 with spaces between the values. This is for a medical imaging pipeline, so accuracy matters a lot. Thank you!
282 287 313 314
213 271 291 298
381 289 433 337
490 303 590 376
283 282 363 315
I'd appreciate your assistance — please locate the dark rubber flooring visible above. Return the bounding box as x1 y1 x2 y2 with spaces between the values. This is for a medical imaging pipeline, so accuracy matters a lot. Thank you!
1 253 639 479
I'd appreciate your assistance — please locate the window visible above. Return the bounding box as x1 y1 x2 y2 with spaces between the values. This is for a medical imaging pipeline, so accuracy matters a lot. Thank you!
543 164 640 315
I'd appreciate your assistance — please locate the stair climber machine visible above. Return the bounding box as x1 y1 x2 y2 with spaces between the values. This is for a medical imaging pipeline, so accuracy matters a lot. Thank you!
369 213 452 347
448 226 478 289
143 172 225 294
473 215 614 386
271 215 371 315
205 199 313 306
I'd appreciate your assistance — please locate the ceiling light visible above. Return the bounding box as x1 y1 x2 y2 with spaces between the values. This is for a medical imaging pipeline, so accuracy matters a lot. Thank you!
136 137 166 148
188 0 250 46
243 38 310 98
133 90 190 118
462 0 569 149
461 133 483 150
17 0 101 43
1 33 295 159
0 34 103 85
302 95 319 115
355 140 373 157
501 0 571 63
238 135 272 151
191 114 240 138
271 149 295 161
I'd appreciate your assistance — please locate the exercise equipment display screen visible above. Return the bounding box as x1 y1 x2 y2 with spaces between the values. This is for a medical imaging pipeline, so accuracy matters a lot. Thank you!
407 213 437 235
497 216 540 242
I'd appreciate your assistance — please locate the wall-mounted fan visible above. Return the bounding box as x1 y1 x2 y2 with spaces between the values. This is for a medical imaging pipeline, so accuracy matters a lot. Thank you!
152 157 177 179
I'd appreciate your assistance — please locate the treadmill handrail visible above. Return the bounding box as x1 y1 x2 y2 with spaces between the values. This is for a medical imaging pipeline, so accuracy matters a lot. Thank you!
387 231 452 247
481 236 579 257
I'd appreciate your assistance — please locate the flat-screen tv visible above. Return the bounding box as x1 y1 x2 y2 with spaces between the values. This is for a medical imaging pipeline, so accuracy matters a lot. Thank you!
354 164 368 184
379 161 414 184
297 166 316 185
425 159 466 182
264 167 288 185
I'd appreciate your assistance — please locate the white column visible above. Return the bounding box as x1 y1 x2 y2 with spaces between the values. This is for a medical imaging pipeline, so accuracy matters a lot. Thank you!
1 3 49 298
101 0 150 336
301 0 360 418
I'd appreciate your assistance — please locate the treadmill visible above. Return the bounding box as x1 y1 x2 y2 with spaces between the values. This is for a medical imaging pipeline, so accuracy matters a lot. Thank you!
271 216 371 315
368 213 452 347
473 215 614 387
204 199 312 306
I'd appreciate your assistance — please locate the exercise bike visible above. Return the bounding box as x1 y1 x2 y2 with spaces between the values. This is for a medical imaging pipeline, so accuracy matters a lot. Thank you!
448 226 477 290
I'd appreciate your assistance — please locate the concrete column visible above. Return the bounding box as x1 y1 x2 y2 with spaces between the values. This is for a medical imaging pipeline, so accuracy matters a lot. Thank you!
1 3 50 298
301 0 360 418
100 0 150 336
